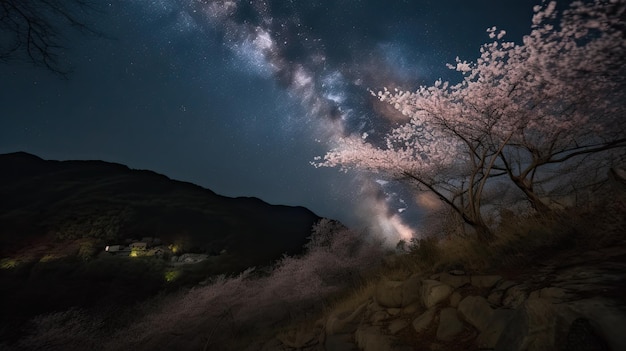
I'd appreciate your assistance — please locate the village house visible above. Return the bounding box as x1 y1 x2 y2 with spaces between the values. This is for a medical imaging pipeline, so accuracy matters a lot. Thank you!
129 242 148 250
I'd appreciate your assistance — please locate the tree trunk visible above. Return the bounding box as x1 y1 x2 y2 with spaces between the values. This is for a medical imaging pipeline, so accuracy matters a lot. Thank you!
473 222 494 242
460 212 494 242
511 178 553 214
524 189 552 213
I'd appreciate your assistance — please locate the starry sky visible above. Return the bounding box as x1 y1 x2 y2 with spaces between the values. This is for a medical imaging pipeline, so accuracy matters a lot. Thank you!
0 0 537 242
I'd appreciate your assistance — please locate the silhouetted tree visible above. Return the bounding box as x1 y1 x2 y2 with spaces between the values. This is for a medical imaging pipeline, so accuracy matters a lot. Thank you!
0 0 98 75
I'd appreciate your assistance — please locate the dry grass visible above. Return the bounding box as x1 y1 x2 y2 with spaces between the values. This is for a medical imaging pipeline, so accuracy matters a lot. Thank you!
322 278 378 316
401 187 625 275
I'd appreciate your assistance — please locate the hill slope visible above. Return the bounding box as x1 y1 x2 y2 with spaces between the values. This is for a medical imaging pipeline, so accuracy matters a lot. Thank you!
0 151 320 268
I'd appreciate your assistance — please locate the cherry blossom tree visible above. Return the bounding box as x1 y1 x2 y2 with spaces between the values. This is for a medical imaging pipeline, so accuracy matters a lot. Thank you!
316 0 626 241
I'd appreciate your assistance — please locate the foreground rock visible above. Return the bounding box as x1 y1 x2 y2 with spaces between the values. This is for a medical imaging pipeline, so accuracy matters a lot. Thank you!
267 243 626 351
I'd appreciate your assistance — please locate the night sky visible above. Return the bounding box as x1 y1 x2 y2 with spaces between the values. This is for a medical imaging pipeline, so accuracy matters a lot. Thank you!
0 0 536 242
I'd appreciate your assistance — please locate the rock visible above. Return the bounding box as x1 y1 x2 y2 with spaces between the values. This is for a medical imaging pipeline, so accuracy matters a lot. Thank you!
375 275 422 308
476 309 514 349
495 280 516 291
402 302 421 315
538 287 567 303
259 337 287 351
470 275 502 289
495 280 518 291
487 289 504 306
390 346 414 351
449 269 466 276
412 307 437 333
457 296 494 332
387 308 401 316
388 319 409 334
277 326 319 349
449 292 462 308
355 326 393 351
565 318 610 351
326 303 367 335
566 298 626 351
436 308 465 341
502 284 529 309
325 333 357 351
495 298 574 351
400 274 423 307
367 301 385 313
375 280 405 308
422 280 453 308
529 290 541 300
439 272 470 288
370 311 389 325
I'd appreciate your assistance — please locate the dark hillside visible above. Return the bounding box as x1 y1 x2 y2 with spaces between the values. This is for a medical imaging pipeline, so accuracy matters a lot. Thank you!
0 151 319 262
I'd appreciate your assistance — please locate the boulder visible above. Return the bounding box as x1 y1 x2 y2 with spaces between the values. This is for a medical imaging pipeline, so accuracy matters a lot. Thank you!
370 311 389 325
388 319 409 335
375 275 422 308
439 272 470 288
387 308 401 316
457 296 494 332
567 298 626 351
495 298 575 351
355 326 393 351
402 302 421 315
470 275 502 289
413 307 437 333
436 308 465 341
487 289 504 306
326 303 367 335
449 292 463 308
277 326 320 349
476 309 514 349
325 333 357 351
565 317 610 351
496 280 517 291
375 280 404 308
422 280 453 308
400 274 423 307
538 287 567 303
367 301 385 313
502 284 529 309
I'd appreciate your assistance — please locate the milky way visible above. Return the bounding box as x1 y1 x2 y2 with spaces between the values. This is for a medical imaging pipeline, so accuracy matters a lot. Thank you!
181 0 431 242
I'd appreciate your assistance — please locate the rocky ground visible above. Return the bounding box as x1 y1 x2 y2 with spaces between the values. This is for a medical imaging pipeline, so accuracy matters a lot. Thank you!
262 239 626 351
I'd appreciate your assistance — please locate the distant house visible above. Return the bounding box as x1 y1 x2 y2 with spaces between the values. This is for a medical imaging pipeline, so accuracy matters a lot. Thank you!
105 245 122 253
129 242 148 250
105 245 131 255
147 248 165 257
